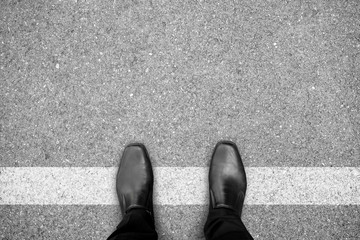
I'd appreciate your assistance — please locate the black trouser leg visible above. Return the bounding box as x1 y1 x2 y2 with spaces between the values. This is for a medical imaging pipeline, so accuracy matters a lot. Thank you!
107 208 158 240
204 208 254 240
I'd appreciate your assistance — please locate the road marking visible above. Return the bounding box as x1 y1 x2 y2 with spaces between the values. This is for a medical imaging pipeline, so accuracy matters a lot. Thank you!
0 167 359 205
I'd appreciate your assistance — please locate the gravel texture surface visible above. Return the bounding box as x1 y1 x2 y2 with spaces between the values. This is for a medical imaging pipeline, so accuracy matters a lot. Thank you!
1 0 359 167
1 0 359 239
1 205 359 240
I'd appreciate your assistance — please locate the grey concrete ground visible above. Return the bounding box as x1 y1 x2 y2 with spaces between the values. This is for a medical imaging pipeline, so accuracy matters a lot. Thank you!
1 205 359 239
1 0 360 239
1 0 359 167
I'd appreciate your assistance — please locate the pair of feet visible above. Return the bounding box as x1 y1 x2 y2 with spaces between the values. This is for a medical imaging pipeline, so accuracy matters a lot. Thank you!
116 140 247 218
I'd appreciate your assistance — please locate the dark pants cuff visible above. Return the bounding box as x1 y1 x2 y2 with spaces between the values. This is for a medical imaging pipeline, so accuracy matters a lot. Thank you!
204 208 254 240
107 209 158 240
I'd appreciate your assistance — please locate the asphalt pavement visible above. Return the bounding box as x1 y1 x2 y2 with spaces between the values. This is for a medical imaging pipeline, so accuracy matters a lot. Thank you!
1 0 359 239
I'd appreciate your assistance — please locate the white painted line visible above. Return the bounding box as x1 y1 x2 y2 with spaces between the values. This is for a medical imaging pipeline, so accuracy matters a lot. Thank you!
0 167 359 205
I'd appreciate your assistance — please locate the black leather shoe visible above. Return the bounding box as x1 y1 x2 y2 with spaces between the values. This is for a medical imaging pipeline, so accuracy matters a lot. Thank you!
116 143 154 217
208 141 247 215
